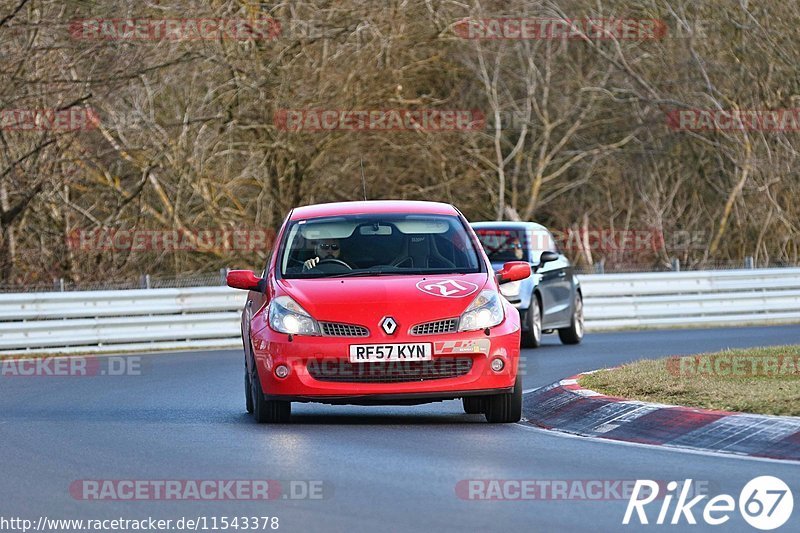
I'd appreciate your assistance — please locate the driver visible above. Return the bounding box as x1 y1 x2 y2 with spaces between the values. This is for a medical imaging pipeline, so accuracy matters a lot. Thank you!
510 237 524 260
303 238 345 270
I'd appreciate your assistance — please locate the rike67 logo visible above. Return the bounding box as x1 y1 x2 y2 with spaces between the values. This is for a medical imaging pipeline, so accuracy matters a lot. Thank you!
624 477 793 530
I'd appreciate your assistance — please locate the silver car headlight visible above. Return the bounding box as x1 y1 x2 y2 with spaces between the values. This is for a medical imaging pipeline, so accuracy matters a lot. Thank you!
269 295 321 335
499 280 521 299
459 290 504 331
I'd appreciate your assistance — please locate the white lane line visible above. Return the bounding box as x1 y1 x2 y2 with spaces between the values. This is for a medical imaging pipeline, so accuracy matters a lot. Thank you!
523 387 541 394
515 418 800 466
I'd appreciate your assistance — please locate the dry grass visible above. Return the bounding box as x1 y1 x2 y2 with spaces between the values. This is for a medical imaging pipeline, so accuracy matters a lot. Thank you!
579 345 800 416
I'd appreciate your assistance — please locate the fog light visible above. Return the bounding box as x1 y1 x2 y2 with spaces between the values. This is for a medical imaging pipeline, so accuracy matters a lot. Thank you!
491 358 505 372
274 364 290 378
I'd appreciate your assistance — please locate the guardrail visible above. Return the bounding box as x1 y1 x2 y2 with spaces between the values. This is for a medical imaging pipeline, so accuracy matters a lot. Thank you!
581 267 800 330
1 268 799 354
0 287 247 355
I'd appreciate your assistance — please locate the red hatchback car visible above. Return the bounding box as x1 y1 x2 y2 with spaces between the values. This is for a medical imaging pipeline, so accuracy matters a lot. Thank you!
227 200 531 423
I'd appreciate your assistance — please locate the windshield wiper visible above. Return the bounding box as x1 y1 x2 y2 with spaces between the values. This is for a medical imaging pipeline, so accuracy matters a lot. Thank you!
328 269 396 278
328 268 474 278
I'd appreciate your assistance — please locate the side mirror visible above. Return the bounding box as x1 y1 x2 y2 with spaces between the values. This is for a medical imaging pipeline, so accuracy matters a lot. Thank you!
496 261 532 285
536 251 559 269
226 270 263 291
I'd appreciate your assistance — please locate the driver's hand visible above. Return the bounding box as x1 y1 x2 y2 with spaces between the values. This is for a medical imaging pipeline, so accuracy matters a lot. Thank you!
303 257 320 270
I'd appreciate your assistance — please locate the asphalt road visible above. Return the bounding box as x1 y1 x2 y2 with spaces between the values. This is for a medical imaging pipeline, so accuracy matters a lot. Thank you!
1 325 799 532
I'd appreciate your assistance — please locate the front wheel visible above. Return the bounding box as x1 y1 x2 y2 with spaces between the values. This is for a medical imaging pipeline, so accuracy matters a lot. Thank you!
250 368 291 423
245 371 254 414
484 375 523 423
558 293 584 345
462 397 484 414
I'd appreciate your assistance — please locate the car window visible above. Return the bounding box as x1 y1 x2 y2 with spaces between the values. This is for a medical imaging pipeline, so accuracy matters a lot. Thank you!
474 229 529 263
279 214 482 278
545 230 560 255
526 229 560 263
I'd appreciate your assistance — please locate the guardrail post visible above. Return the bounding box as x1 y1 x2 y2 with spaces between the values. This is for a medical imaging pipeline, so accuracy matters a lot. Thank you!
671 258 680 272
220 268 229 285
139 274 151 289
594 260 604 274
745 256 754 269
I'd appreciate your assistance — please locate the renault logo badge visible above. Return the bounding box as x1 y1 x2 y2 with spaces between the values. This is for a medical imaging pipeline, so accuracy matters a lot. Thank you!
381 317 398 335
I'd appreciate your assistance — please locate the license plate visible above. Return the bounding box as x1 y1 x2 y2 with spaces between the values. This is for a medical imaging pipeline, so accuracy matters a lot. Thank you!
349 343 432 363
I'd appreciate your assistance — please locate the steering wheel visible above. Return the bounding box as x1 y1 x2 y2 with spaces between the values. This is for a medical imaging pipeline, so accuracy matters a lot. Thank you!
316 258 353 270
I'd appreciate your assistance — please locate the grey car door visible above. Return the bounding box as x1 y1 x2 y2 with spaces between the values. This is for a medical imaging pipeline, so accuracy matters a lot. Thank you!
533 232 572 327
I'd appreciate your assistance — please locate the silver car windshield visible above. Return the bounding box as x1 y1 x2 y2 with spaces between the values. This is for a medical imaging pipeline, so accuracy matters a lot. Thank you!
474 228 531 263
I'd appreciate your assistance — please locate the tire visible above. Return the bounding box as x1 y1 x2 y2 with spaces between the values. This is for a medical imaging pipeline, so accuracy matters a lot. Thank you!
520 294 542 348
558 293 584 345
250 368 291 423
484 375 523 423
244 335 254 413
462 397 484 414
245 371 254 414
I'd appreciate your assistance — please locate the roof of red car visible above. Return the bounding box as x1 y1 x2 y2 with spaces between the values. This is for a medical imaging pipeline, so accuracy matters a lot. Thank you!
289 200 459 220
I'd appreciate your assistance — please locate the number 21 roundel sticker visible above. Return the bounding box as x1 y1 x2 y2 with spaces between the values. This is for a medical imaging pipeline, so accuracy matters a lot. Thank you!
416 279 479 298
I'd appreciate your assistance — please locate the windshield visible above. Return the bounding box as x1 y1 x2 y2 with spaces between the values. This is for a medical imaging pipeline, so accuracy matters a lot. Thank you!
280 214 482 278
474 228 530 263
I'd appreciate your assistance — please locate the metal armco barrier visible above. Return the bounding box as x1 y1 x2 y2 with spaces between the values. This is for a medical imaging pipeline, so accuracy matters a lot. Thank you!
0 287 246 355
580 267 800 330
1 268 799 354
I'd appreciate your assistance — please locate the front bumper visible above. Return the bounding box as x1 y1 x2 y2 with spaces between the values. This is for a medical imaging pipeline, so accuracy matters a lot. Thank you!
264 387 514 405
252 321 521 401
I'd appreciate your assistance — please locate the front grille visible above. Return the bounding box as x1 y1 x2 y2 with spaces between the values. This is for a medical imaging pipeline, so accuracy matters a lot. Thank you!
307 357 473 383
320 322 369 337
411 318 458 335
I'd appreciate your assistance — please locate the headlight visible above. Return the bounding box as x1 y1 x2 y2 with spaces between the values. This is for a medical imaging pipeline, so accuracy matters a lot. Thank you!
269 296 321 335
499 280 521 299
459 290 504 331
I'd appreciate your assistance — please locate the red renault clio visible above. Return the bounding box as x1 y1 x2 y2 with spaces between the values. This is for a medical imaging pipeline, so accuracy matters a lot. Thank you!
227 200 531 423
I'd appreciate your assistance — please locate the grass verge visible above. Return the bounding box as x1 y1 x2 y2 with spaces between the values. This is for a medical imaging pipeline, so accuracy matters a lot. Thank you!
579 345 800 416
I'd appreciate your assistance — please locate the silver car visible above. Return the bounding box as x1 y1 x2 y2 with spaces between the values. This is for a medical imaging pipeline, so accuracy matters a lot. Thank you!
471 221 584 347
